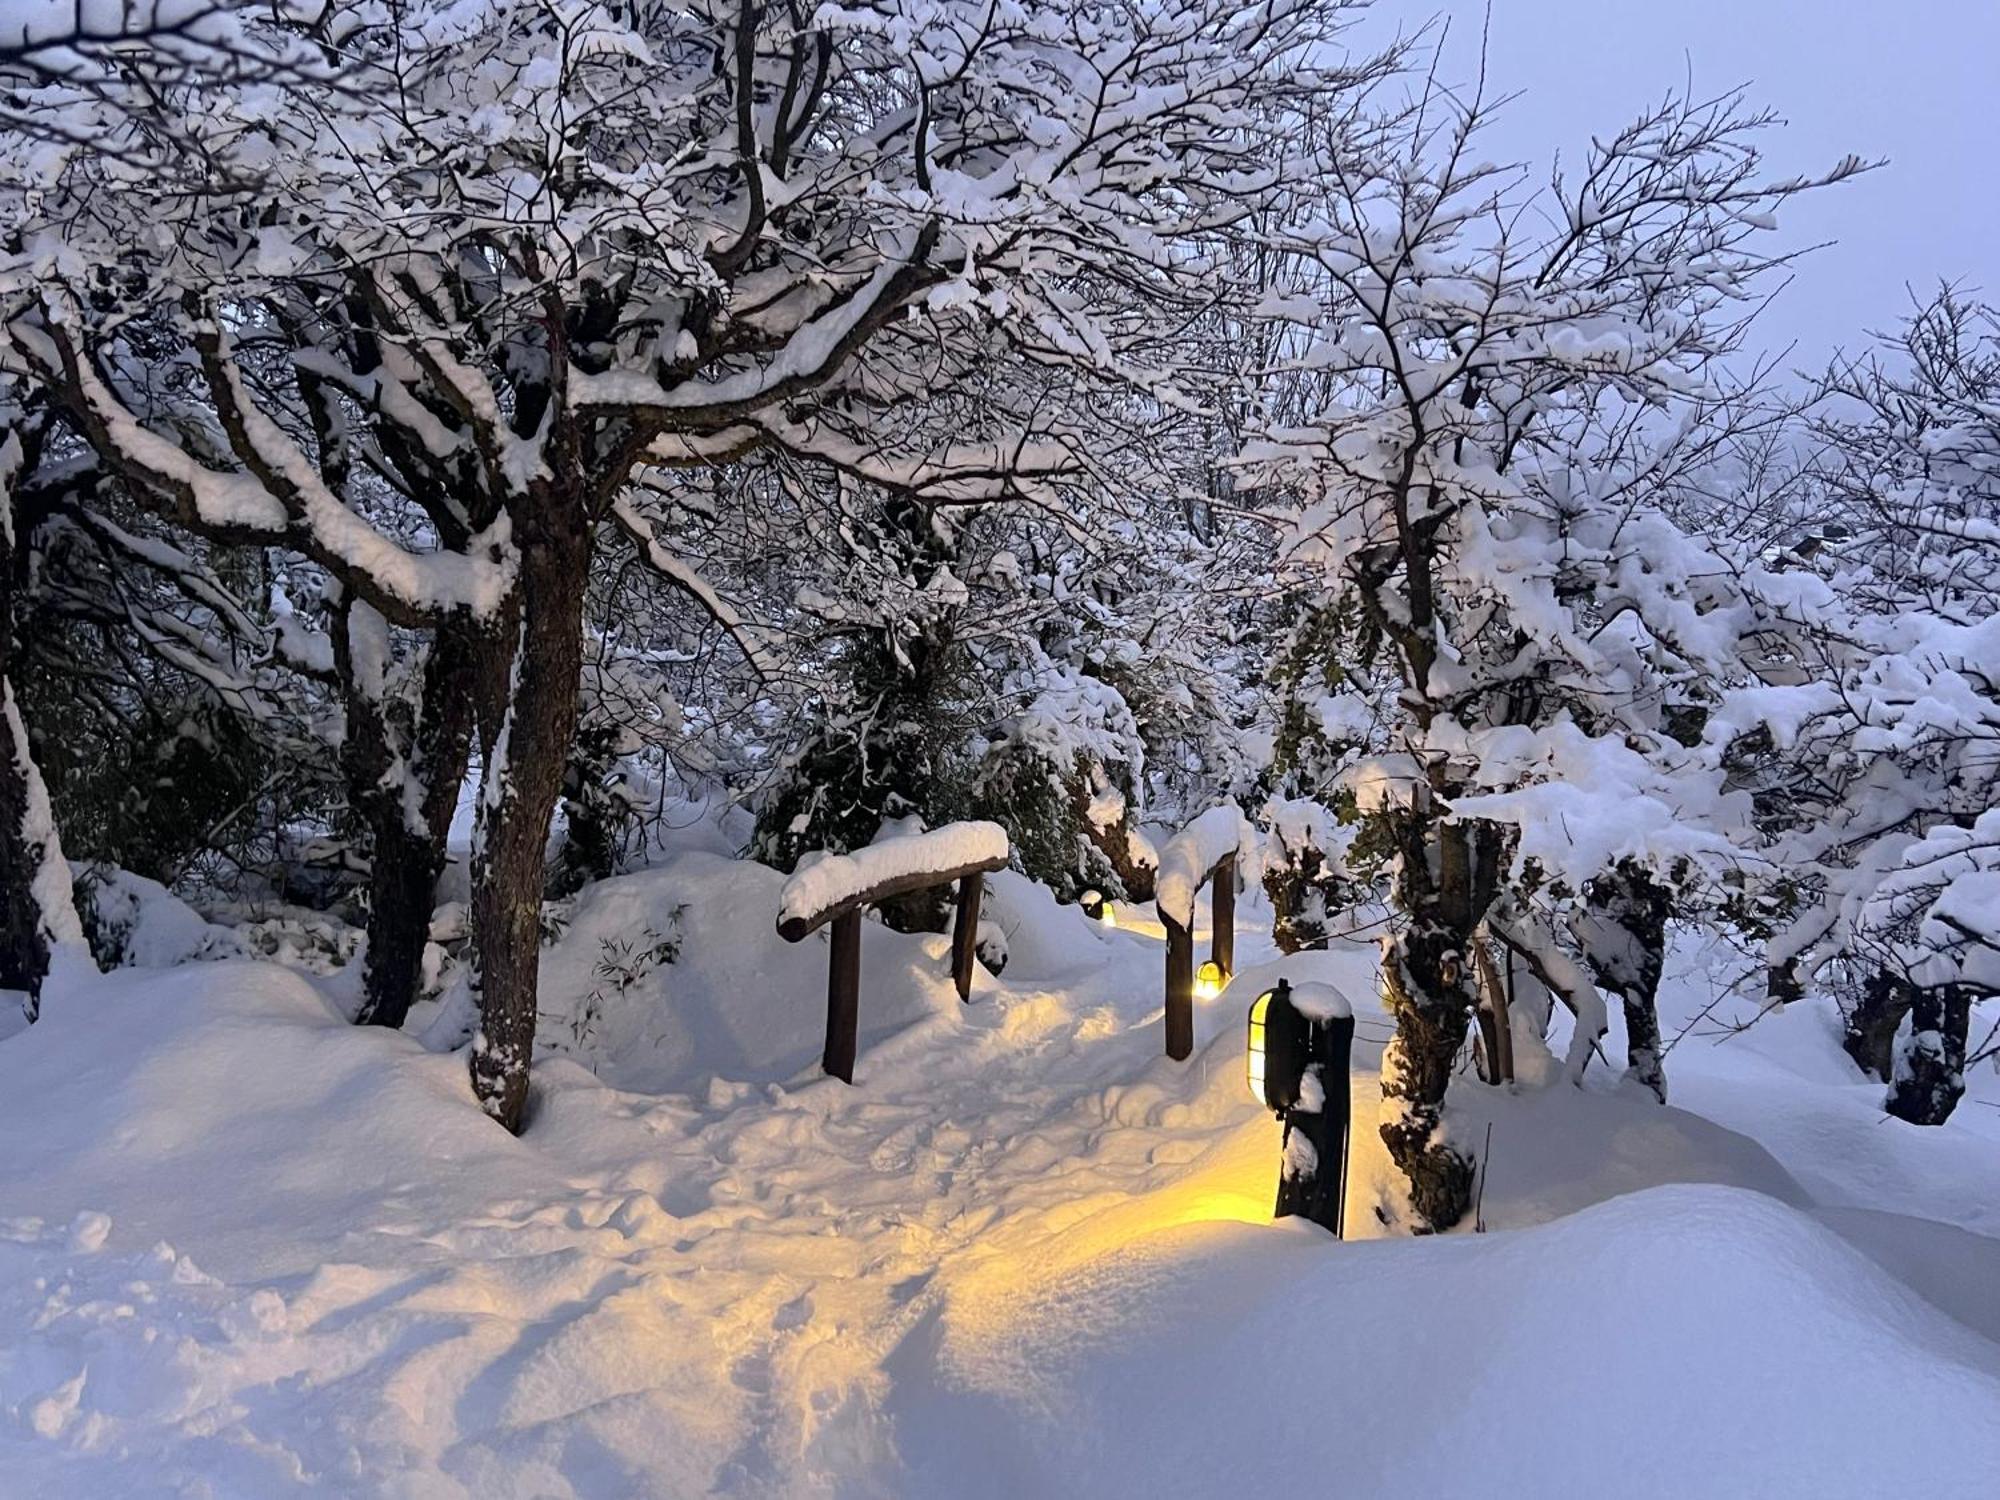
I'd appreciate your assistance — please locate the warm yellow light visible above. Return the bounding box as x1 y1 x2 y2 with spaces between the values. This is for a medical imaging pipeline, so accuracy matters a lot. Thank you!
1246 991 1269 1104
1099 905 1115 928
1195 960 1224 1000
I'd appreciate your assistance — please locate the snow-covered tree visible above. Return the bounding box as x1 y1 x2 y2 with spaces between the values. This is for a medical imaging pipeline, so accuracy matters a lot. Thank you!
1245 77 1864 1227
2 0 1380 1130
1716 290 2000 1124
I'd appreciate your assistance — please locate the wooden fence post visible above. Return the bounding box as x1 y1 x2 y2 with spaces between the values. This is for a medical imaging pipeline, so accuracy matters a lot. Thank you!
1211 853 1235 982
950 871 984 1003
1165 916 1194 1060
824 909 863 1083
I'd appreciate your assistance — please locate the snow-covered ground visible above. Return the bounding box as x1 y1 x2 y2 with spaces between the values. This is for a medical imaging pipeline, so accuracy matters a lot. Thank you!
3 858 1998 1497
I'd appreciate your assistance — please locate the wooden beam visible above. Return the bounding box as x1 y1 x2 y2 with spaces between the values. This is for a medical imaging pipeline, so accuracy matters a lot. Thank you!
1164 916 1194 1060
777 853 1010 943
1211 853 1235 981
823 909 862 1084
950 871 984 1003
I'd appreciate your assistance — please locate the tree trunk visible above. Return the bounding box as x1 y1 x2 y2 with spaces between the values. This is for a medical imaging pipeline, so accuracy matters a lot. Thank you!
336 608 482 1030
1377 809 1496 1232
1884 983 1973 1127
468 491 592 1133
0 449 86 1019
1767 955 1804 1009
0 680 54 1010
1842 969 1914 1081
1578 862 1671 1104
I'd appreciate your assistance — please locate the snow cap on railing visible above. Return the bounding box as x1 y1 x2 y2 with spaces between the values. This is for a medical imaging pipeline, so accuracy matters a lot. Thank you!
1154 804 1255 929
778 820 1011 933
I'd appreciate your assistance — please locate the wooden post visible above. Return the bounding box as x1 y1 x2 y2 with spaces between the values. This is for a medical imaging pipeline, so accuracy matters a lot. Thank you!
1164 916 1194 1060
1211 853 1235 981
950 871 984 1003
824 909 862 1083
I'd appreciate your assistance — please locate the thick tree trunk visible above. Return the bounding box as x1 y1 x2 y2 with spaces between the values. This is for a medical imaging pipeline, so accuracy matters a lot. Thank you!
469 493 592 1133
1884 983 1973 1127
1842 969 1914 1081
1377 809 1497 1232
1579 863 1671 1104
0 679 52 1008
0 456 85 1019
337 609 482 1030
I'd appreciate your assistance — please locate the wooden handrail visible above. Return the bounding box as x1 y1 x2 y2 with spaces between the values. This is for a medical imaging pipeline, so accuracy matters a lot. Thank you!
1156 846 1239 1062
776 832 1011 1083
776 853 1010 943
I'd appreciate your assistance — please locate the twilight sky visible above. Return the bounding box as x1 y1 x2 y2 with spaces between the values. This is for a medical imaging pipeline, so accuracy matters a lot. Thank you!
1377 0 2000 372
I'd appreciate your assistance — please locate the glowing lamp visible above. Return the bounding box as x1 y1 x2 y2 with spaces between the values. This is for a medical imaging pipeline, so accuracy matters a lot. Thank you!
1195 959 1225 1000
1247 981 1307 1112
1246 977 1358 1237
1080 888 1113 926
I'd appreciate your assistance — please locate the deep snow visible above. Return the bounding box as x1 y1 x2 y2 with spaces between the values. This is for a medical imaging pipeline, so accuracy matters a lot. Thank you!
2 862 1997 1498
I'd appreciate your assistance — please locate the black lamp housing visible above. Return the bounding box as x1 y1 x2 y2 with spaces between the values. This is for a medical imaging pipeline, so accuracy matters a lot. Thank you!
1246 977 1356 1238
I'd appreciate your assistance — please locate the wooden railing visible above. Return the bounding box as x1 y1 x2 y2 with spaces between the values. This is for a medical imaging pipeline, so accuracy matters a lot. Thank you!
776 828 1010 1084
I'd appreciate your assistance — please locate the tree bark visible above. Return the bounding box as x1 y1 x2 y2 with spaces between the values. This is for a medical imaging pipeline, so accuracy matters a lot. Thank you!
1579 862 1671 1104
0 683 52 1008
1842 969 1914 1081
0 450 85 1018
338 610 482 1030
1884 983 1973 1127
1377 808 1497 1232
468 488 592 1133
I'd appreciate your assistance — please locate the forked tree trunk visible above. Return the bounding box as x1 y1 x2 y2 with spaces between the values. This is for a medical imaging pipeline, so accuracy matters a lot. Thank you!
1578 862 1671 1104
469 486 592 1133
1377 807 1497 1232
1842 969 1915 1081
337 608 482 1030
1884 983 1974 1127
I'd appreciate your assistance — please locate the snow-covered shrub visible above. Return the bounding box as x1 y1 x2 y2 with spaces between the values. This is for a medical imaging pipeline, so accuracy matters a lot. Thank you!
965 658 1153 904
1260 797 1364 953
73 865 238 970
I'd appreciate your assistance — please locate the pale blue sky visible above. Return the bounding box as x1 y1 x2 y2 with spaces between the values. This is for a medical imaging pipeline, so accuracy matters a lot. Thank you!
1384 0 2000 371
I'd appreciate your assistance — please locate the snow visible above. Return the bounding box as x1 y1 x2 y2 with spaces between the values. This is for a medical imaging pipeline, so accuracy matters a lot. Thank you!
1 866 1995 1497
1289 979 1355 1022
778 821 1010 933
890 1185 2000 1500
528 854 956 1092
1152 804 1253 929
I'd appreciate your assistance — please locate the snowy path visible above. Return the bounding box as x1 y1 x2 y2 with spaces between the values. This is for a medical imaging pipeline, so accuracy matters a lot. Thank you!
3 861 1998 1496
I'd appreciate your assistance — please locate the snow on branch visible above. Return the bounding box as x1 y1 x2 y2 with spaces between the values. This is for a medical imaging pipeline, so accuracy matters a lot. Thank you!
609 492 779 684
1154 804 1254 930
777 821 1010 941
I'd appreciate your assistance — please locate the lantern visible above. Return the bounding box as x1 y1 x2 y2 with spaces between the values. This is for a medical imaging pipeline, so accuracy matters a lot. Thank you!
1195 959 1225 1000
1080 889 1114 926
1246 977 1357 1237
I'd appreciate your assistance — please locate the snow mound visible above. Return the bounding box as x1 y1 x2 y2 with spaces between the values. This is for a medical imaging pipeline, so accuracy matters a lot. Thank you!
537 852 962 1092
891 1184 2000 1499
